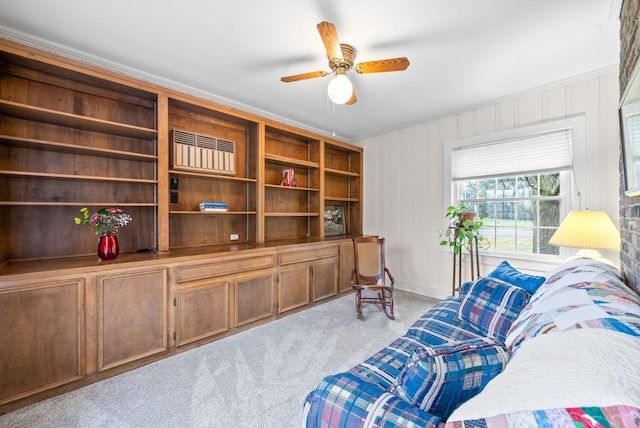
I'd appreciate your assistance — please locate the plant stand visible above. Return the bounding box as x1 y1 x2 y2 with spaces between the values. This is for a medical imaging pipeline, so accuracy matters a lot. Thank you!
451 226 480 296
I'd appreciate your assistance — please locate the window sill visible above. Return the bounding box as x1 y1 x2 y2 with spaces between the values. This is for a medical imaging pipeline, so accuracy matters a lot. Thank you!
441 248 565 275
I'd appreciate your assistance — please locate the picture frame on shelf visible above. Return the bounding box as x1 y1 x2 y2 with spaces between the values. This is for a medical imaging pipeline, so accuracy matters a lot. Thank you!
324 205 346 236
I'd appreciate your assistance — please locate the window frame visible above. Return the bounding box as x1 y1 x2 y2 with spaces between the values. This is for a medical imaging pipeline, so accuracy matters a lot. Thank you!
455 171 570 256
443 116 586 263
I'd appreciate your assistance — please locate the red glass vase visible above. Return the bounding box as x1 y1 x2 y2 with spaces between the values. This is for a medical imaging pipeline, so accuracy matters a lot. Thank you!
98 235 119 260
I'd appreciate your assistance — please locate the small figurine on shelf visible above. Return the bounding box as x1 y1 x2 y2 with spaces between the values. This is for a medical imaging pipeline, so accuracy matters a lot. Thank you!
280 167 298 187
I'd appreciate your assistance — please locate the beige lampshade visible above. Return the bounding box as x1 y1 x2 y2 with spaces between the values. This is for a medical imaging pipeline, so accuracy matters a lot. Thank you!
549 210 621 251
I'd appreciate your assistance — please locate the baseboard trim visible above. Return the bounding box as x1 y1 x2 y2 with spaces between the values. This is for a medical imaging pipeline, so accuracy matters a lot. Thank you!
395 281 451 300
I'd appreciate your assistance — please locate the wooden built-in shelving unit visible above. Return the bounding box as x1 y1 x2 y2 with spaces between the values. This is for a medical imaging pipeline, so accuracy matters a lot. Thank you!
0 38 362 413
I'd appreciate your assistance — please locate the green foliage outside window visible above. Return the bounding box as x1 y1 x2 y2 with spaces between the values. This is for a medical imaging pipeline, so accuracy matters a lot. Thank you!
461 173 561 255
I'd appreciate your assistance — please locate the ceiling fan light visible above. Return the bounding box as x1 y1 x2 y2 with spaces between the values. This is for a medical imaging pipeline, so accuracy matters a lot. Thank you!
327 73 353 104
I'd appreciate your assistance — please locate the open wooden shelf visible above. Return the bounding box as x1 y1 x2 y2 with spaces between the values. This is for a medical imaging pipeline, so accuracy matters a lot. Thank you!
0 100 157 139
324 167 360 177
264 153 320 169
0 39 361 263
264 184 319 192
323 141 362 237
169 169 257 183
325 196 359 202
262 125 326 240
264 212 320 217
0 170 157 184
0 135 157 161
169 211 257 215
0 201 157 207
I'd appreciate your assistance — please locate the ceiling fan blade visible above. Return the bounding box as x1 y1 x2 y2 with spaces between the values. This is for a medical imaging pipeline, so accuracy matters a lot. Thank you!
317 21 343 63
280 71 329 83
346 89 357 105
355 57 410 74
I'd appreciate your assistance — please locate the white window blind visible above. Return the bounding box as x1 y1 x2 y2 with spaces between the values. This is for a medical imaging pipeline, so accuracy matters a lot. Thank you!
622 109 640 192
624 112 640 161
451 128 573 181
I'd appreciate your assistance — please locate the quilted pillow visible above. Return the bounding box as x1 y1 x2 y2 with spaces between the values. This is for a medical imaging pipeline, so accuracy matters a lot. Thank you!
487 260 546 294
390 337 510 419
459 280 475 299
458 277 530 342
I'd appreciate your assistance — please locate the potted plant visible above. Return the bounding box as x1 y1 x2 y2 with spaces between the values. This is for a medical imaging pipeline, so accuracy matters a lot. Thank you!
439 202 486 255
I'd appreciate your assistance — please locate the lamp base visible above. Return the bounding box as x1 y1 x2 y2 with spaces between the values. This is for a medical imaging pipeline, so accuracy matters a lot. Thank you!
575 249 603 258
569 249 614 267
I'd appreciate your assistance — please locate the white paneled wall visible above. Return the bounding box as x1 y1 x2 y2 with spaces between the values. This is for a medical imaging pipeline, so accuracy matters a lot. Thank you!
360 70 621 299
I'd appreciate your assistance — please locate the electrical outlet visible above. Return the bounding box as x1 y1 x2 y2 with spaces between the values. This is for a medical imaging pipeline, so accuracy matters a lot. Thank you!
230 233 239 241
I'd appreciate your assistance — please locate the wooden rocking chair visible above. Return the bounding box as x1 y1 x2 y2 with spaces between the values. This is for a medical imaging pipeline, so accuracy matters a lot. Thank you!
351 236 395 320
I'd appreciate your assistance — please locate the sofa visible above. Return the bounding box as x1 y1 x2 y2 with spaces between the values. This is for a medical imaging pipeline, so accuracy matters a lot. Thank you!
302 258 640 427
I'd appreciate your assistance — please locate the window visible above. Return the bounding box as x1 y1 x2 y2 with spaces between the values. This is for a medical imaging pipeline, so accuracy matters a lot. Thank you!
458 172 568 255
444 116 585 258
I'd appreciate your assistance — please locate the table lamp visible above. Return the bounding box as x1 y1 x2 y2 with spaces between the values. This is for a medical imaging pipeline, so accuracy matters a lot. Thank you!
549 210 621 266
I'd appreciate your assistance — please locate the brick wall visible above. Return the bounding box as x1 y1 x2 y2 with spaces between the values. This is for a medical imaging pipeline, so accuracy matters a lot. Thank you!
620 0 640 292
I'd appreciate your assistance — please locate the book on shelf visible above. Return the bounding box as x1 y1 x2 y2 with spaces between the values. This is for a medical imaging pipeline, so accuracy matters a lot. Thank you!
199 207 229 212
199 201 228 209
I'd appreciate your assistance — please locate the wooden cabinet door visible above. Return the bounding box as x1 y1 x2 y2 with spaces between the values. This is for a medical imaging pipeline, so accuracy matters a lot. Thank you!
98 268 167 371
311 258 339 302
235 273 274 326
278 266 310 314
175 282 229 347
277 243 340 312
0 279 84 405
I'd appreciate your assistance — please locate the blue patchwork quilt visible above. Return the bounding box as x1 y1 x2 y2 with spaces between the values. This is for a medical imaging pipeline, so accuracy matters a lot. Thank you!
304 259 640 428
304 297 481 427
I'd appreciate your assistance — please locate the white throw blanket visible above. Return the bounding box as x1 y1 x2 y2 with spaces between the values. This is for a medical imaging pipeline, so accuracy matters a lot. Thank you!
448 328 640 421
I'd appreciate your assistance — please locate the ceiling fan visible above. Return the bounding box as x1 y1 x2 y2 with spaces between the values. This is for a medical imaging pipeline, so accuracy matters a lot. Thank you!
280 21 410 105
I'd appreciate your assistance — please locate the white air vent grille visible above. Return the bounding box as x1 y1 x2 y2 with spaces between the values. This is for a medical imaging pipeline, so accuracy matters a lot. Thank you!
171 129 236 176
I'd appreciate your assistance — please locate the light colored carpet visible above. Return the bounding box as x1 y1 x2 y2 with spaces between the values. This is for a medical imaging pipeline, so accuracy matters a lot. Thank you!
0 290 439 428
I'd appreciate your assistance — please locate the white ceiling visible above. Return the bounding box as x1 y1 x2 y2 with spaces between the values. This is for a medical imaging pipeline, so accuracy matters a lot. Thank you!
0 0 621 142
